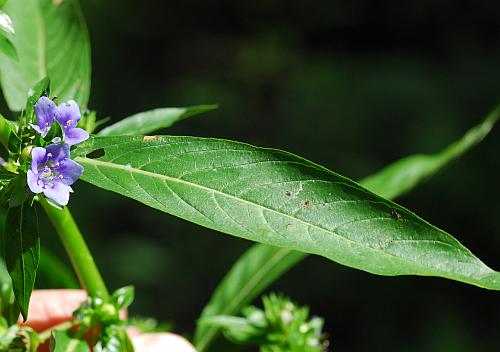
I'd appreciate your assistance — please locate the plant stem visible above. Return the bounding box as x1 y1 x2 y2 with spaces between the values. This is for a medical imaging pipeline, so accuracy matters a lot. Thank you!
40 197 109 298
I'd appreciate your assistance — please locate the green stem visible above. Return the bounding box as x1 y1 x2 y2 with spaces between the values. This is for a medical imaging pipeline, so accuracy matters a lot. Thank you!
40 197 109 298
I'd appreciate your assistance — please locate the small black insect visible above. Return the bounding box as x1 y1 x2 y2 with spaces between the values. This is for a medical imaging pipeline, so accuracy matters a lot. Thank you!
390 209 401 220
285 191 292 197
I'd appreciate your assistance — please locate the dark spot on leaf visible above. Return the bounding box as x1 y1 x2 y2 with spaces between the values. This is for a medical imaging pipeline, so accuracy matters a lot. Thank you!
86 148 105 159
390 209 401 220
302 200 310 207
285 191 292 196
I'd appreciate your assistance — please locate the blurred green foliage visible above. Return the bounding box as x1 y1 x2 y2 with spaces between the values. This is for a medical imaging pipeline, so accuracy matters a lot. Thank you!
25 0 500 351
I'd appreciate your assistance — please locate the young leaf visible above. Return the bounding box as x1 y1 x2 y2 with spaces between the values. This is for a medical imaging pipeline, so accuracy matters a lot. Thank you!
194 245 306 350
110 285 134 310
50 330 90 352
5 202 40 321
0 0 91 111
74 135 500 290
362 103 500 199
97 105 218 136
193 105 500 350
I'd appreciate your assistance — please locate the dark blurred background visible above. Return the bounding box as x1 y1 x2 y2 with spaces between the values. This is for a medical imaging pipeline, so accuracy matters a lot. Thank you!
39 1 500 351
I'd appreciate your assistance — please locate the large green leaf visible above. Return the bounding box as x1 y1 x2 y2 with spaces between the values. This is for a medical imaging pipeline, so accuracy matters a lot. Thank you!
0 0 90 111
4 202 39 321
97 105 217 136
193 105 500 350
362 104 500 199
74 135 500 289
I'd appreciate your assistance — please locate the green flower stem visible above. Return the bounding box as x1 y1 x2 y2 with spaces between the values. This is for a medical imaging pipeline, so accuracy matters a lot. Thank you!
40 197 109 298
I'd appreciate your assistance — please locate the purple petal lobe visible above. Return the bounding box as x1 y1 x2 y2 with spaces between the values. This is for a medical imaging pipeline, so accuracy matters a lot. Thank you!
31 147 46 171
34 97 56 137
43 182 71 206
27 170 42 193
56 100 81 129
64 127 89 146
45 143 70 163
57 159 84 185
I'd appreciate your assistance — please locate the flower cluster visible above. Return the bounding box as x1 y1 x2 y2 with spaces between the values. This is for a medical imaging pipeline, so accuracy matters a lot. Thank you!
27 97 88 205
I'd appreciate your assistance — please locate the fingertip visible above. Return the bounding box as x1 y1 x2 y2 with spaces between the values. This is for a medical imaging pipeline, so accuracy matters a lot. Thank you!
132 333 197 352
20 289 87 331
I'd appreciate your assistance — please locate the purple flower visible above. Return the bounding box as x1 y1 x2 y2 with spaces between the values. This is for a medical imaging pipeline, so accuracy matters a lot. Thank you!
32 97 89 146
55 100 89 146
32 96 56 138
27 144 84 206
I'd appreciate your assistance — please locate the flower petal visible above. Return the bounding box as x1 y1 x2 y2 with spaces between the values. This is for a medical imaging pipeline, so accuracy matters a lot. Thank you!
27 170 42 193
64 127 89 146
57 159 84 185
31 147 47 172
34 97 56 137
43 182 71 206
56 100 81 129
45 143 70 163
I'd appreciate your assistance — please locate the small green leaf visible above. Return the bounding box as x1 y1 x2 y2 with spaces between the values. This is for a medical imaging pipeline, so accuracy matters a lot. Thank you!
0 0 91 111
110 285 134 310
50 330 90 352
0 34 16 60
5 202 40 321
74 135 500 291
0 324 19 347
97 105 217 136
0 11 14 34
